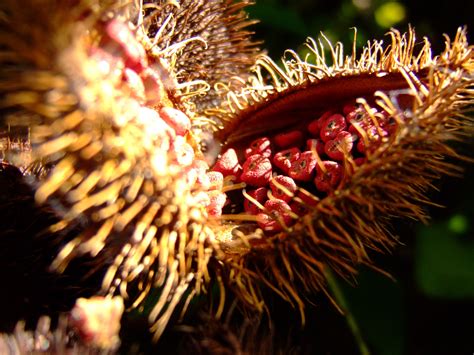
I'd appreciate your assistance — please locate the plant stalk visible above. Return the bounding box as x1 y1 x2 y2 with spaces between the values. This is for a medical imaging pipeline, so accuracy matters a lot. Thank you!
324 268 371 355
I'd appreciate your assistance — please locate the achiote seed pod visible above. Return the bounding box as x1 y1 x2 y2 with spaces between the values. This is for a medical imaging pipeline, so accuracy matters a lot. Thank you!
0 296 123 354
210 27 474 321
0 0 473 343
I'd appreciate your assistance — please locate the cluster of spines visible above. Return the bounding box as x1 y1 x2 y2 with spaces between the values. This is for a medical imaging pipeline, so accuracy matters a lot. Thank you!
0 0 224 341
137 0 261 115
208 27 433 133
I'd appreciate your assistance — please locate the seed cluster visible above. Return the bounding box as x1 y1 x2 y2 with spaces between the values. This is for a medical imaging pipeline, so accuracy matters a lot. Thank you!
211 103 395 234
88 19 232 220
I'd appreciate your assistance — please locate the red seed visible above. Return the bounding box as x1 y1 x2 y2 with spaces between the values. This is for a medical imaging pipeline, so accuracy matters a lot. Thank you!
306 139 325 156
296 190 319 207
346 108 366 126
122 68 145 102
213 148 242 177
348 119 371 135
193 159 210 172
241 154 272 186
378 112 392 126
379 114 397 135
140 68 165 105
171 136 194 167
193 191 211 207
245 137 272 158
185 166 200 187
137 106 174 150
193 171 210 190
206 191 227 218
244 187 268 215
320 113 347 142
357 138 366 153
270 175 297 203
273 148 300 173
314 161 343 192
356 125 388 153
290 201 308 217
307 110 334 137
354 157 366 166
290 188 319 217
103 20 147 73
190 159 210 189
159 107 191 136
324 131 354 160
274 130 304 149
288 151 317 181
343 103 358 116
372 125 388 138
257 199 294 233
307 119 321 137
206 171 224 190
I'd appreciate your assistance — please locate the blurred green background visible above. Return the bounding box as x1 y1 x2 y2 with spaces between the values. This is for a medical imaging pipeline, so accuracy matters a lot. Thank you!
246 1 474 354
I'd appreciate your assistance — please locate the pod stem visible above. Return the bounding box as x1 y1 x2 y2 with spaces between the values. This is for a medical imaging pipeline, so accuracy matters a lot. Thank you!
324 268 371 355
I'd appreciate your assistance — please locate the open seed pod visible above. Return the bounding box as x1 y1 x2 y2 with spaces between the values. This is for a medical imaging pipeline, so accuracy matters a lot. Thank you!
1 0 473 343
208 27 474 321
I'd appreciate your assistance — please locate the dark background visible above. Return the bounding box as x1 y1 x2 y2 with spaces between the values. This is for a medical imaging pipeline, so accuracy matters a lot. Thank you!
244 1 474 354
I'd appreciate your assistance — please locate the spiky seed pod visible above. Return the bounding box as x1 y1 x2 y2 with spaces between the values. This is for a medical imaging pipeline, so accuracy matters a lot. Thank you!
1 0 473 343
69 296 124 349
139 0 261 114
209 28 474 319
0 0 225 341
0 297 122 354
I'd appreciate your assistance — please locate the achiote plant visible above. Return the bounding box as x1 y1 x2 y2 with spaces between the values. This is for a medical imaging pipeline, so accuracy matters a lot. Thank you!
0 0 472 350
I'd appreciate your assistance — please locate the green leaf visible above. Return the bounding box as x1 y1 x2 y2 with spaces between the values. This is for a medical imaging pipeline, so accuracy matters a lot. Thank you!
342 269 405 355
415 217 474 299
247 4 308 36
374 2 406 28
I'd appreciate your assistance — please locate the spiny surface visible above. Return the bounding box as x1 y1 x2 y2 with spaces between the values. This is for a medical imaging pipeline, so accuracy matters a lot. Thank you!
208 28 474 318
141 0 261 113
